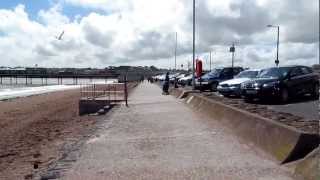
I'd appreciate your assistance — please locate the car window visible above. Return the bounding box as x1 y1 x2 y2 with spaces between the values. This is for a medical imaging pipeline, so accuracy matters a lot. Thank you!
258 67 291 78
222 68 233 76
202 69 222 78
290 67 304 77
233 68 241 75
235 71 258 78
301 67 312 74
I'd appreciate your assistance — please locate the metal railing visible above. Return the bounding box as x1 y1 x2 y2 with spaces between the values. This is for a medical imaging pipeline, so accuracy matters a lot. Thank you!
80 82 128 105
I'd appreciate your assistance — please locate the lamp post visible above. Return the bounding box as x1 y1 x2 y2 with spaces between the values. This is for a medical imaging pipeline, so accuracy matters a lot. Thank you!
175 32 177 71
230 43 235 68
229 43 235 78
267 25 280 67
209 51 212 71
192 0 196 89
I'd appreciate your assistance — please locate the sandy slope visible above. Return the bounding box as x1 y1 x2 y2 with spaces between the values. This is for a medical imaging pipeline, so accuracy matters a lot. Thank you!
0 90 98 180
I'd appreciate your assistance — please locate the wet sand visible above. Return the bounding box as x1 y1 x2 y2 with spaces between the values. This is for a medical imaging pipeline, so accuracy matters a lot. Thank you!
0 90 99 179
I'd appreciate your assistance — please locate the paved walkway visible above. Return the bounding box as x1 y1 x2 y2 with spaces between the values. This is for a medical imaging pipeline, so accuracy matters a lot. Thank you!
63 83 295 180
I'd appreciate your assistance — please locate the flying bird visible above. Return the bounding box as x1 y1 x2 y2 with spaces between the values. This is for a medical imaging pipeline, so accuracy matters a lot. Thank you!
55 31 64 40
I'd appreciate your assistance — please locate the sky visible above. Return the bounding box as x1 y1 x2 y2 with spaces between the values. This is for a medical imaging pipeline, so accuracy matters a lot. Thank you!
0 0 318 69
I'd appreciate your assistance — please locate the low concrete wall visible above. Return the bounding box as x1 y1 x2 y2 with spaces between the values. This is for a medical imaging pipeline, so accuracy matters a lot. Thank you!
176 91 319 164
169 88 200 99
79 99 110 116
292 148 319 180
169 88 184 98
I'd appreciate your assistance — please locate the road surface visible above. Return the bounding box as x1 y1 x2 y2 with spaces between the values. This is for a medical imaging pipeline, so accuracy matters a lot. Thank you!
62 82 296 180
211 91 319 121
267 98 319 120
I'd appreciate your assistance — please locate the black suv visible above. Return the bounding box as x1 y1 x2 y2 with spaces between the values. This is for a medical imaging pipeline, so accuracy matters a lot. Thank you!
241 66 319 102
195 67 244 91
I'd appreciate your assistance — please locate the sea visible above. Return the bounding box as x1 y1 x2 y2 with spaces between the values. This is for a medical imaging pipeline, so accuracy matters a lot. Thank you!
0 77 117 101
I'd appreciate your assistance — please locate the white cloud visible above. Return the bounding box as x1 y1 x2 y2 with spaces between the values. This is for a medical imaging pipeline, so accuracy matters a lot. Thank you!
0 0 318 69
38 4 69 26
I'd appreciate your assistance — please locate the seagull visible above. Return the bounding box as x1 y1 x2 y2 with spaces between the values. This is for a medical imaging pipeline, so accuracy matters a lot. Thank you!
55 30 64 40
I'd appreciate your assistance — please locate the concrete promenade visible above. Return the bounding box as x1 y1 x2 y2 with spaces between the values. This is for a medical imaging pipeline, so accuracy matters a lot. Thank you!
63 82 296 180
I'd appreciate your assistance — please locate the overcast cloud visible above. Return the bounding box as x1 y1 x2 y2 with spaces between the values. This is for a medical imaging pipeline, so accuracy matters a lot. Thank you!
0 0 318 69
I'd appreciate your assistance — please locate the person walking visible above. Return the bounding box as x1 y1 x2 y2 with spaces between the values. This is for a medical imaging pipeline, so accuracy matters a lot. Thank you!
162 72 169 95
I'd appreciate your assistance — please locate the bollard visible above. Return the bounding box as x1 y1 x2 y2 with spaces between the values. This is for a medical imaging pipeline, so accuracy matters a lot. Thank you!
93 84 96 99
125 75 128 107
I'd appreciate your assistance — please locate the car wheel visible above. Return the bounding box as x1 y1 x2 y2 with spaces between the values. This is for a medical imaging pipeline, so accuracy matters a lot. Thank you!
280 88 289 103
210 82 218 92
311 83 319 100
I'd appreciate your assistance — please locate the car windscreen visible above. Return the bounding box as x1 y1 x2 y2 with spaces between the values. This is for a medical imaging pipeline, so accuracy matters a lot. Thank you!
257 67 290 78
202 69 222 79
235 70 259 78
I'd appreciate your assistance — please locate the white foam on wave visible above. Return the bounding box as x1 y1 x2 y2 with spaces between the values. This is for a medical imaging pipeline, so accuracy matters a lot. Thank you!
0 79 119 101
0 85 80 101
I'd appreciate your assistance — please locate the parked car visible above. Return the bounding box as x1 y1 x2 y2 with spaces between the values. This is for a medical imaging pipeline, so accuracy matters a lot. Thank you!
178 74 193 86
241 66 320 103
169 73 181 83
217 69 260 97
195 67 244 91
157 74 166 81
176 73 189 80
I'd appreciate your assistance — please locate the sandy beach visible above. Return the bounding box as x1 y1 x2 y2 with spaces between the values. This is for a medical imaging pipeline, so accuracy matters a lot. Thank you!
0 89 99 179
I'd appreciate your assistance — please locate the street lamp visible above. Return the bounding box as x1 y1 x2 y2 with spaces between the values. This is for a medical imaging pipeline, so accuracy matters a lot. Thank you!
192 0 196 89
267 25 280 67
229 43 235 78
209 51 212 71
174 32 177 71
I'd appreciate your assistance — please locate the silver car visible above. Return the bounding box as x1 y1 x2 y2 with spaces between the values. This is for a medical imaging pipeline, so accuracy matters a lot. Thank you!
217 69 260 97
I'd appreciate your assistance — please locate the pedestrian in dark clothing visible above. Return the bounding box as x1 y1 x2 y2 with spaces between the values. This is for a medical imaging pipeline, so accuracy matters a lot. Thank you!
140 76 144 82
174 77 178 88
162 72 169 95
149 77 154 83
